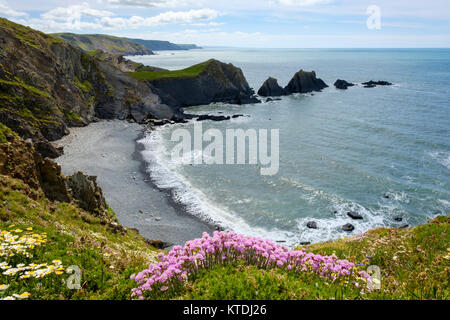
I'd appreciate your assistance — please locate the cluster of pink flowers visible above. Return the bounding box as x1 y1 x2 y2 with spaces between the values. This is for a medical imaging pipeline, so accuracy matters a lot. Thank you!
131 231 370 299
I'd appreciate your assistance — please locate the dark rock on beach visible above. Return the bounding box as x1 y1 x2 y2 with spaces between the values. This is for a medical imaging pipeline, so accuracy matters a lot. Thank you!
347 211 363 220
306 221 318 229
334 79 355 90
300 242 311 246
284 70 328 94
146 239 173 249
258 77 286 97
342 223 355 232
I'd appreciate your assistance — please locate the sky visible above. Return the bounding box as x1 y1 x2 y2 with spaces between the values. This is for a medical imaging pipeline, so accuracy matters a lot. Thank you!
1 0 450 48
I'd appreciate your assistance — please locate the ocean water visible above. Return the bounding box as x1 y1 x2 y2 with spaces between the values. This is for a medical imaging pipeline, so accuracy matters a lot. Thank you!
131 49 450 246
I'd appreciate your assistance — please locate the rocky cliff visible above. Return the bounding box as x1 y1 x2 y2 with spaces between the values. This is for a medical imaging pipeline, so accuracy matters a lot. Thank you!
0 18 172 158
53 33 154 56
0 123 109 218
129 59 260 111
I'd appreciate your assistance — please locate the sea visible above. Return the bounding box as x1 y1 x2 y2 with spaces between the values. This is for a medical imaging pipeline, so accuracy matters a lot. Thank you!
128 48 450 247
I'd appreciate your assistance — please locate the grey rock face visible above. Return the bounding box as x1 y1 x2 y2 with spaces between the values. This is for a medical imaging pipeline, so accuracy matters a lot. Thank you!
334 79 355 90
258 77 286 97
284 70 328 94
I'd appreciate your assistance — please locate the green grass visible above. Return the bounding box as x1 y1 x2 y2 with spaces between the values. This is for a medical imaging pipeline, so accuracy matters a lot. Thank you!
0 175 159 300
0 123 16 143
127 60 213 81
0 79 50 99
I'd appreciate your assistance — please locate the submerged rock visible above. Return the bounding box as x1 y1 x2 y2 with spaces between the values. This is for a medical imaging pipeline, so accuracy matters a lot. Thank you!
258 77 286 97
347 211 363 220
342 223 355 232
284 70 328 94
306 221 318 229
334 79 355 90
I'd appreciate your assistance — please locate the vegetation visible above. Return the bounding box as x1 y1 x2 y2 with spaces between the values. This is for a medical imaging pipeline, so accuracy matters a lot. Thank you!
132 217 449 300
127 60 213 81
0 175 158 300
53 33 152 55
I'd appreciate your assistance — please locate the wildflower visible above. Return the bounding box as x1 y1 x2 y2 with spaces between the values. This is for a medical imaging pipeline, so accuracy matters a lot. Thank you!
0 284 9 290
2 296 15 300
13 292 31 299
104 253 111 257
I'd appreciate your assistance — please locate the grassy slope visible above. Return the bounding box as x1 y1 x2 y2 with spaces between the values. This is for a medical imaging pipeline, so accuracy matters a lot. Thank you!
170 217 449 300
127 60 213 81
0 174 159 300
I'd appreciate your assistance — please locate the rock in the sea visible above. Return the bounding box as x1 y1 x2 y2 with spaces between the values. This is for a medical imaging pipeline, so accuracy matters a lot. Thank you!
334 79 355 90
284 70 328 94
300 241 311 246
306 221 318 229
147 59 261 110
399 224 409 229
196 114 231 122
347 211 363 220
342 223 355 232
258 77 286 97
362 80 393 88
394 216 403 222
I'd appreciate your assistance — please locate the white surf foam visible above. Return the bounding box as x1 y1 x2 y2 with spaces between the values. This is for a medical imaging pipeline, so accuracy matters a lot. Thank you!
138 125 301 247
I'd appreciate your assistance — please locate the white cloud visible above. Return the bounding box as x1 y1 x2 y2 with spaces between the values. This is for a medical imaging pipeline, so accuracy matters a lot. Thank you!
100 9 220 29
41 3 114 21
0 0 28 17
274 0 332 6
104 0 203 8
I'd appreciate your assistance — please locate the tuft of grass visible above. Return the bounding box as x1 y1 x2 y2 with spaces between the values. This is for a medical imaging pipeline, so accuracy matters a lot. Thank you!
0 123 16 143
127 60 213 81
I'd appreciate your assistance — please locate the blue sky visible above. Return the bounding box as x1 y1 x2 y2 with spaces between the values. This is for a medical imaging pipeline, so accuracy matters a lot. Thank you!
1 0 450 47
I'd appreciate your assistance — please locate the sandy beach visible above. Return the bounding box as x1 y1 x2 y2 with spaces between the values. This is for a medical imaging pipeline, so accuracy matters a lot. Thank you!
54 120 213 246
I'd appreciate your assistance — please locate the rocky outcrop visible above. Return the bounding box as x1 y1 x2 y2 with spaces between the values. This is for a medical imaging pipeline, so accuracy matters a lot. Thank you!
284 70 328 94
347 211 363 220
0 123 108 216
146 59 261 111
334 79 355 90
258 77 286 97
66 172 107 216
342 223 355 232
0 18 171 158
362 80 393 88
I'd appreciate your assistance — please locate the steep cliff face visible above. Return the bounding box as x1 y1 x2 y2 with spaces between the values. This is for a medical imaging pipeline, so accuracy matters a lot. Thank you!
129 59 260 111
0 18 170 158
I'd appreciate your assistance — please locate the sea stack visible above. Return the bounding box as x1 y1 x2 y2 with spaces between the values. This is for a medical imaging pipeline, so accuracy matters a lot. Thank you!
258 77 286 97
334 79 355 90
284 70 328 94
